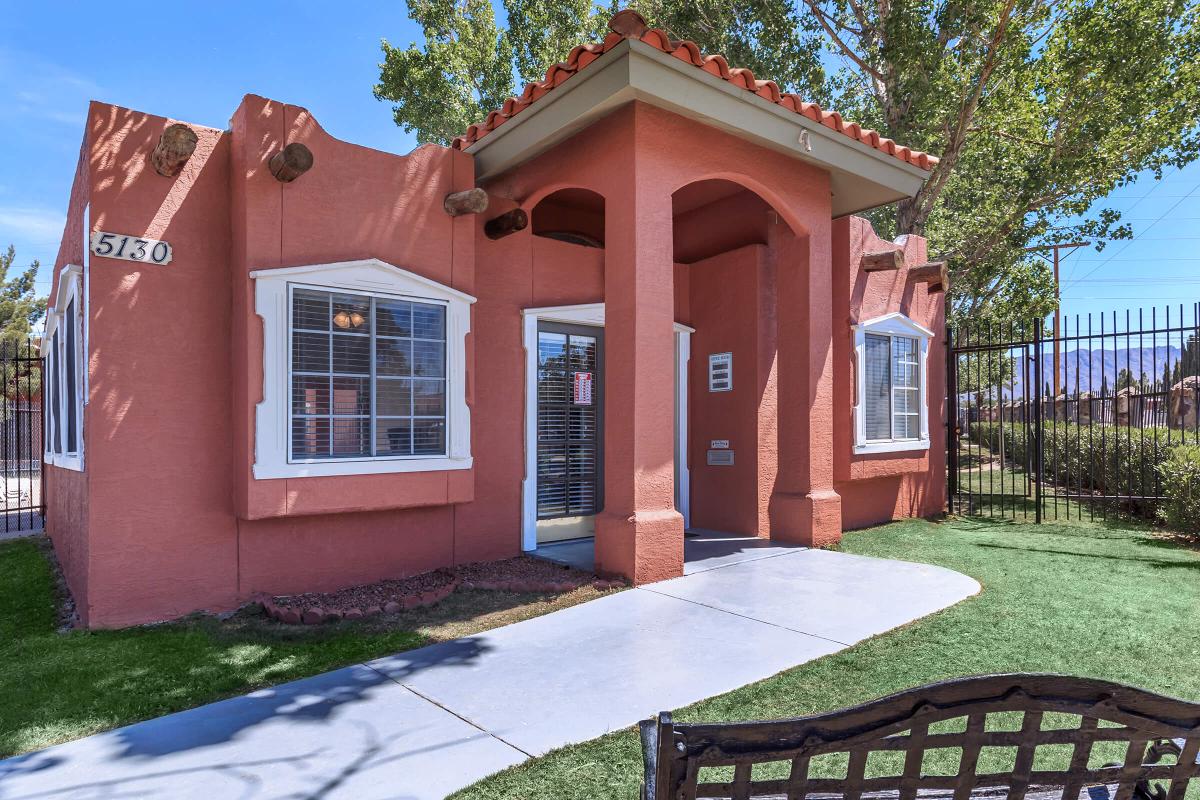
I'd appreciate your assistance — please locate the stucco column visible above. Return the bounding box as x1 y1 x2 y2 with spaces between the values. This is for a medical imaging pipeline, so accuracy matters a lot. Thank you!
594 172 685 583
769 220 842 545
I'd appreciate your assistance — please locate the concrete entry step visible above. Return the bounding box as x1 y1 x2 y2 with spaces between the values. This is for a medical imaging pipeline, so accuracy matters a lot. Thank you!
530 528 808 575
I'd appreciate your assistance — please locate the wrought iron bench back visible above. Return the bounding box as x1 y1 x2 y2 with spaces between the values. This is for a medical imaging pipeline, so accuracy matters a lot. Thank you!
640 674 1200 800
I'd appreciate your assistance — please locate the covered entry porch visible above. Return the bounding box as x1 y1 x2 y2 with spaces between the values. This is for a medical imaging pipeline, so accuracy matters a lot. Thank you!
470 11 934 585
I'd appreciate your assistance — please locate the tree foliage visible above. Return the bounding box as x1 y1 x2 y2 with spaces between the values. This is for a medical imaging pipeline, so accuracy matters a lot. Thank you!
374 0 1200 322
0 246 47 400
0 247 45 346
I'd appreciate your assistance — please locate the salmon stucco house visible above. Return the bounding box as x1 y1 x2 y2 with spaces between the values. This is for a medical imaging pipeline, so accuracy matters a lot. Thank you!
42 10 947 627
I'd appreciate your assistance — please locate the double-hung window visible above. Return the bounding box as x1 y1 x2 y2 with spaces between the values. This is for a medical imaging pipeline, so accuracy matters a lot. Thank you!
252 259 474 479
290 287 447 460
854 313 932 454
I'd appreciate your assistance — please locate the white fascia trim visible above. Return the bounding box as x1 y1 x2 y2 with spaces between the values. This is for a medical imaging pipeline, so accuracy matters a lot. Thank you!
252 259 476 480
852 311 932 455
521 302 695 333
520 303 691 551
854 438 931 455
853 311 935 339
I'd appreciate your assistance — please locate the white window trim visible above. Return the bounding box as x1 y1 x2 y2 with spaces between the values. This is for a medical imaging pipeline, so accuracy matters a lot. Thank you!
519 303 694 551
41 263 85 471
251 259 475 479
853 312 933 455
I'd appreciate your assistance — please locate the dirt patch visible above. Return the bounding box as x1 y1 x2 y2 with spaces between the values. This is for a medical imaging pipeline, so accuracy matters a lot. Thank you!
456 556 595 590
271 569 458 616
262 555 614 625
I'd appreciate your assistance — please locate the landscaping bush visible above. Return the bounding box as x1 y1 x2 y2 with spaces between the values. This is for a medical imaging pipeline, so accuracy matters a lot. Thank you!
1156 444 1200 535
967 421 1183 512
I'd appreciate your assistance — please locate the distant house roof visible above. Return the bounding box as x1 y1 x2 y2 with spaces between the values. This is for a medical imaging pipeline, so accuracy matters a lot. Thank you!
453 9 936 173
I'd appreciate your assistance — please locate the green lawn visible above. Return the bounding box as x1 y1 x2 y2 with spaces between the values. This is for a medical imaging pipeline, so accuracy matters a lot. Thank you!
454 515 1200 799
0 537 610 757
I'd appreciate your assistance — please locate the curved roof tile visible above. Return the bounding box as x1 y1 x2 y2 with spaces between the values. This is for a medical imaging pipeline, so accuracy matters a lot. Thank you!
452 9 937 171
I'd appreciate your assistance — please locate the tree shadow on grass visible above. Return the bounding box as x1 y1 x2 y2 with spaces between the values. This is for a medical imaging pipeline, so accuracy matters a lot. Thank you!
970 540 1200 572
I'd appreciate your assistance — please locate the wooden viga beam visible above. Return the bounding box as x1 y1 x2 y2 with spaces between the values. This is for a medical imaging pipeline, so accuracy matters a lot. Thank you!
151 123 198 177
484 208 528 240
861 248 905 271
268 143 314 183
908 261 949 292
444 188 489 216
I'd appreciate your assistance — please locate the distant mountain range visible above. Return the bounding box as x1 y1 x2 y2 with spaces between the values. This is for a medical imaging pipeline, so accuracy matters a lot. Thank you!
1002 346 1182 397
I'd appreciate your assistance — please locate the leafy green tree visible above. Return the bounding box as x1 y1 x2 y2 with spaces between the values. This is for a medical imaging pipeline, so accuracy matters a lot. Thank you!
374 0 1200 322
1116 367 1134 391
0 246 47 400
375 0 823 146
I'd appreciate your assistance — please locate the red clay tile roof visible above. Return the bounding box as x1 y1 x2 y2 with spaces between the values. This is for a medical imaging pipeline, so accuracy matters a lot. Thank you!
452 9 937 171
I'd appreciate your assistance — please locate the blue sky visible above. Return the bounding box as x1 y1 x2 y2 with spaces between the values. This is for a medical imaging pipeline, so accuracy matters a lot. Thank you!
2 1 1197 329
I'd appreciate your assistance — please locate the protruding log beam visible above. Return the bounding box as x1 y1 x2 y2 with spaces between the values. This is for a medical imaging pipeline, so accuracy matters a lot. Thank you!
861 249 905 271
908 261 949 292
444 188 489 217
151 123 198 177
484 208 528 240
268 143 314 183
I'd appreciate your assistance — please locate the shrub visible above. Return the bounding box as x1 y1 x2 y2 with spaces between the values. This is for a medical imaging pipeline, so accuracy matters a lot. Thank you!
967 421 1185 515
1156 444 1200 535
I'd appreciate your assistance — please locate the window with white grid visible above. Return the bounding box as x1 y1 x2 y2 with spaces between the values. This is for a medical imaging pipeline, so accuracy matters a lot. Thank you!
290 286 448 461
855 314 931 454
253 259 474 480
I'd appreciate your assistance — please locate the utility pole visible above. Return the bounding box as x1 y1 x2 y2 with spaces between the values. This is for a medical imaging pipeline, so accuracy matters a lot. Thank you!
1024 241 1089 397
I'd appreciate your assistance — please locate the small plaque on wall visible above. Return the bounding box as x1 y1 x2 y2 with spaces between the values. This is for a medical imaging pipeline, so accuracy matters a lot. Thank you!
708 352 732 392
707 449 734 466
90 231 173 265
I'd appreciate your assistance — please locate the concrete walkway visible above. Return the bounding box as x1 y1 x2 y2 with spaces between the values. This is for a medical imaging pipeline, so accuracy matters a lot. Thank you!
0 541 980 800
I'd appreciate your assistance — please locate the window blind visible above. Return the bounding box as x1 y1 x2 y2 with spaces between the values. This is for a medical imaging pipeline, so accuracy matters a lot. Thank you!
290 287 447 461
863 333 891 440
65 299 78 453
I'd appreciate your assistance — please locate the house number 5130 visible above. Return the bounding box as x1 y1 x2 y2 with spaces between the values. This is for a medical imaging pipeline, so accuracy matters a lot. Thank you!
89 231 173 265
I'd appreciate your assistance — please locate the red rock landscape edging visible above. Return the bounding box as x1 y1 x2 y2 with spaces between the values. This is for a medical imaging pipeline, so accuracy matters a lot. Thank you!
257 575 625 626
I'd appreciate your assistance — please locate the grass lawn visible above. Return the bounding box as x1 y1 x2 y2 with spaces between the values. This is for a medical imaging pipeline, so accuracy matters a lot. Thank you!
0 537 611 758
453 515 1200 799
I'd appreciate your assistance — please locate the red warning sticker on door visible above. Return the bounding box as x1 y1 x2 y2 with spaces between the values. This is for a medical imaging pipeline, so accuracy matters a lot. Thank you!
573 371 593 405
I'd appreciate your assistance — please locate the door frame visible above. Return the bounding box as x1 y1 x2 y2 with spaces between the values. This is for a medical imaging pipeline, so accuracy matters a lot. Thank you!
520 303 693 551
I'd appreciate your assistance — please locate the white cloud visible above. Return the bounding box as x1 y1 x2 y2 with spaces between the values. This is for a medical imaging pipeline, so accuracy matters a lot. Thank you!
0 48 101 127
0 206 66 244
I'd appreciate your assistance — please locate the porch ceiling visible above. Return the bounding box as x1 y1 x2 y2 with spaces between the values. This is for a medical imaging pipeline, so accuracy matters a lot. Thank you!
462 37 931 217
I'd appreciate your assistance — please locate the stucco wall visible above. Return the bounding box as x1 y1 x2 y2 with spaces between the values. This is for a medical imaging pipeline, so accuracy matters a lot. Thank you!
78 102 236 627
44 143 91 615
686 244 777 536
832 215 947 529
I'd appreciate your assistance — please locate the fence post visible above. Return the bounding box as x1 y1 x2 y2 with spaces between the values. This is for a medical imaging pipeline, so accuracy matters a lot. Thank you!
1032 321 1044 523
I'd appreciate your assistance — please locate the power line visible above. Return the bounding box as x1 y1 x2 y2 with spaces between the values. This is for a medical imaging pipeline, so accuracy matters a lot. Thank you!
1065 179 1200 288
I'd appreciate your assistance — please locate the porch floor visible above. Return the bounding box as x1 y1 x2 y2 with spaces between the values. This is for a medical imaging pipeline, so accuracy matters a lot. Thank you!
530 529 806 575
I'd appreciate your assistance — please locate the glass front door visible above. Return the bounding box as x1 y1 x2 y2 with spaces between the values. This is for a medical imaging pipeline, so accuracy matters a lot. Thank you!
535 323 602 543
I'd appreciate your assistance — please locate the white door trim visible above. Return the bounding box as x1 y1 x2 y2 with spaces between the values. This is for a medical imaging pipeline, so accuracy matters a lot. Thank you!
521 303 693 551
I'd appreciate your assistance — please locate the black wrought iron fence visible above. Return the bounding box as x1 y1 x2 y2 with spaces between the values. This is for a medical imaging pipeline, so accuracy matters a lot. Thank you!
947 303 1200 523
0 339 44 533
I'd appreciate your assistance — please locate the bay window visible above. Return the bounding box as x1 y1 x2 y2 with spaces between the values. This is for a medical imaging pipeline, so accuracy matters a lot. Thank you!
253 259 474 479
854 313 932 454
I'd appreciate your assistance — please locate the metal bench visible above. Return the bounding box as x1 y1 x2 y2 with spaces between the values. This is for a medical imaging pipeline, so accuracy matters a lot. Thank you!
640 674 1200 800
